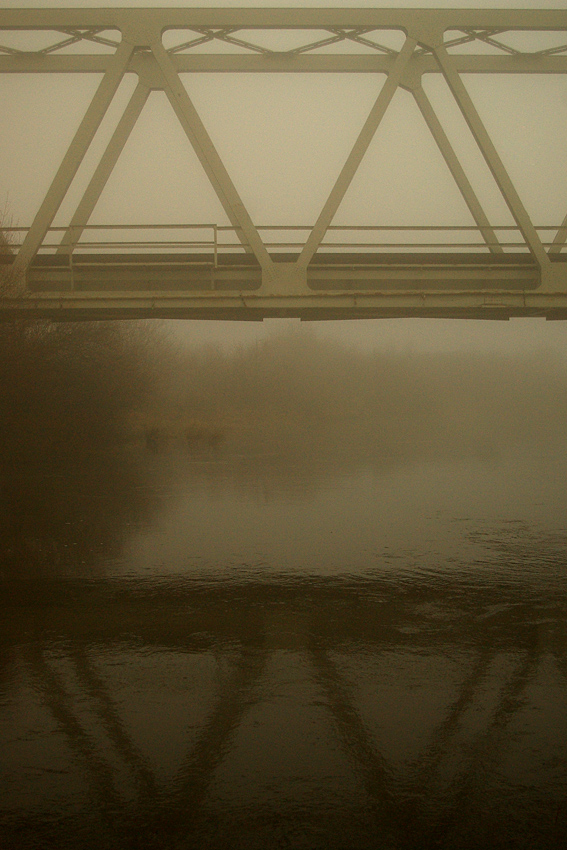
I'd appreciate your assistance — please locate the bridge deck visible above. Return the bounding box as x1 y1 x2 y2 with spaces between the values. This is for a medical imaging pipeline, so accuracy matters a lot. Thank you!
3 251 567 321
18 252 543 292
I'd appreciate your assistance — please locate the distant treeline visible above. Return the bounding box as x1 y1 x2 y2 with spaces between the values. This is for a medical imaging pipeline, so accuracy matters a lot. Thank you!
157 327 567 459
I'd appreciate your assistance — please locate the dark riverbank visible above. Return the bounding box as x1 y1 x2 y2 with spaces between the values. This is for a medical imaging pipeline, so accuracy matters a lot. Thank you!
0 319 159 463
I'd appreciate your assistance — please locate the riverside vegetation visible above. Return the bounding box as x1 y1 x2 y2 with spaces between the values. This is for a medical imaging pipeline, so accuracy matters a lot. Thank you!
0 229 161 463
146 327 567 465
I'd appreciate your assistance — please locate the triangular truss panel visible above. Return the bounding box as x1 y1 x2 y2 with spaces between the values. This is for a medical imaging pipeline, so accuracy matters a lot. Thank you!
85 90 233 229
2 7 567 320
331 88 481 241
182 73 385 226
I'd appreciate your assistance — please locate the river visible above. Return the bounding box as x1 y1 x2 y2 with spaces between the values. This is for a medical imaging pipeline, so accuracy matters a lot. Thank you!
1 422 567 849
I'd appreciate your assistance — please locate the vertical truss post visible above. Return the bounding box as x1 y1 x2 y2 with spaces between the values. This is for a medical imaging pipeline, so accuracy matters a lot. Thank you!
298 36 417 269
433 43 549 268
13 38 134 277
150 40 273 274
57 81 151 256
411 83 502 253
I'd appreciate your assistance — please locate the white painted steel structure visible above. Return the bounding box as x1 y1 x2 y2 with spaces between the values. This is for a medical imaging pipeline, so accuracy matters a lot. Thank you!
2 7 567 320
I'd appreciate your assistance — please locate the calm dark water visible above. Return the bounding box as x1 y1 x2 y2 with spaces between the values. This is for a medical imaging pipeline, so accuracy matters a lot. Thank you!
1 436 567 849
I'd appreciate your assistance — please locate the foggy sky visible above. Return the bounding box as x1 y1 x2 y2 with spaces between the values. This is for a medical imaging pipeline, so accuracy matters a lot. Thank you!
2 0 567 354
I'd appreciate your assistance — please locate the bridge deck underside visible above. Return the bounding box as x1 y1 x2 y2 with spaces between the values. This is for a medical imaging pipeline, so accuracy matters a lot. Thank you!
3 252 567 321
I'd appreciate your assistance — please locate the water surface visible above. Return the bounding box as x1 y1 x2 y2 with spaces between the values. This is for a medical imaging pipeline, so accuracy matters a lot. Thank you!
1 433 567 849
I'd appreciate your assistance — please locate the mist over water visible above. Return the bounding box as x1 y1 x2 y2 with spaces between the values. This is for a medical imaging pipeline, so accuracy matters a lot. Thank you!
2 326 567 849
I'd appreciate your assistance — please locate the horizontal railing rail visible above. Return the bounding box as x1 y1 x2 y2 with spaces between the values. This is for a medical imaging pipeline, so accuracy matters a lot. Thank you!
3 223 567 260
2 224 220 267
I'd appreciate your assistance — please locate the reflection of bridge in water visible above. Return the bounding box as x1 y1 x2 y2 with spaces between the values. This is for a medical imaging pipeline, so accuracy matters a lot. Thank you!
3 570 567 847
3 7 567 320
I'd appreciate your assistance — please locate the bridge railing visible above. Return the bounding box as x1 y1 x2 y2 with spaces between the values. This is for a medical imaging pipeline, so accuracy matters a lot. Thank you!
3 224 220 265
3 223 567 261
251 225 565 254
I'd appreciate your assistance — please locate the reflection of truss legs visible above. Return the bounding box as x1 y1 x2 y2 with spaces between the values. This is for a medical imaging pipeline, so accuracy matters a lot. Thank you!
308 635 543 847
70 646 159 803
19 618 547 845
24 644 124 819
424 647 541 842
165 648 267 822
22 642 267 839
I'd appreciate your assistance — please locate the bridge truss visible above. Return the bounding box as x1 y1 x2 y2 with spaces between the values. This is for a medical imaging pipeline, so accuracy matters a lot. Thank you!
2 7 567 320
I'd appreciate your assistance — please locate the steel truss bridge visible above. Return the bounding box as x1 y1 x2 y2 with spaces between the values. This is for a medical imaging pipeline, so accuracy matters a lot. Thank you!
2 7 567 321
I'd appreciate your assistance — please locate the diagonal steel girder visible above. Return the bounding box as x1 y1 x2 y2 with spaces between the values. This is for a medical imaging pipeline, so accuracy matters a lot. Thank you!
56 81 151 255
299 36 418 269
149 39 273 271
431 42 549 269
409 83 502 254
12 38 135 277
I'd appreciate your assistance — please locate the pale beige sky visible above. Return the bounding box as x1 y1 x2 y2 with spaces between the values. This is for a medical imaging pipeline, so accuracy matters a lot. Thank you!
2 1 567 352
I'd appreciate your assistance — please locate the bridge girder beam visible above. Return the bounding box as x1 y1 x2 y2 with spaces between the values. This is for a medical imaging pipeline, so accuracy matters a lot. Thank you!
2 54 567 76
1 8 567 29
3 287 567 323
